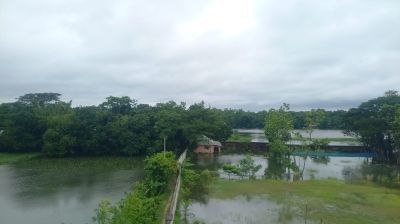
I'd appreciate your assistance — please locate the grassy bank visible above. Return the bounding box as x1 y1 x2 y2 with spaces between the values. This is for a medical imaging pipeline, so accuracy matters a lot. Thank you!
211 179 400 224
0 152 39 165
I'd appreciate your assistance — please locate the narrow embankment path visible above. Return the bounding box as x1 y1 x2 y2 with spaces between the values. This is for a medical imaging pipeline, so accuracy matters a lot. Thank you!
164 149 187 224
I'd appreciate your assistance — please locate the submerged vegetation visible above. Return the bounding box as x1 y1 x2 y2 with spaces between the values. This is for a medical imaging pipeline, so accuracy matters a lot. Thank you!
222 155 262 179
179 161 214 222
211 179 400 224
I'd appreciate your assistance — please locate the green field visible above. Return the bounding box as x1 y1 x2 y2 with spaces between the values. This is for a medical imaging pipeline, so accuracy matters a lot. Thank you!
211 179 400 224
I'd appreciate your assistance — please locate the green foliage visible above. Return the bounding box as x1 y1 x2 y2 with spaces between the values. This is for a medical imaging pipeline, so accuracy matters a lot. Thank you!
219 107 345 130
292 109 330 180
180 162 214 222
222 163 240 179
94 184 161 224
263 104 297 180
265 103 293 143
182 162 214 200
99 96 136 115
212 179 400 224
183 102 232 148
222 155 261 179
94 152 177 224
310 138 330 150
221 109 266 129
344 91 400 162
237 155 262 179
94 201 114 224
144 152 177 196
0 93 232 156
304 109 325 136
17 93 62 107
0 152 38 165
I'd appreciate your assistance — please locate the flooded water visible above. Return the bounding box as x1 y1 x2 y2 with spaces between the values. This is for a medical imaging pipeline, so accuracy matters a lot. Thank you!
194 152 371 180
186 152 385 224
0 157 143 224
189 195 304 224
234 129 360 146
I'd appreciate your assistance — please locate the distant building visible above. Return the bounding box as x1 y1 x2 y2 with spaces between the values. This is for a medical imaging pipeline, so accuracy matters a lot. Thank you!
194 135 222 154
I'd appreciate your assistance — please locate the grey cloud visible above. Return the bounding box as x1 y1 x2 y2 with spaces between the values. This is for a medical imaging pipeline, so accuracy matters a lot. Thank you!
1 0 399 111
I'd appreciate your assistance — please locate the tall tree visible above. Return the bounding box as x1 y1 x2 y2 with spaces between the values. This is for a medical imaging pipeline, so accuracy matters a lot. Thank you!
344 91 400 162
264 103 293 143
264 104 295 180
17 93 62 107
100 96 137 115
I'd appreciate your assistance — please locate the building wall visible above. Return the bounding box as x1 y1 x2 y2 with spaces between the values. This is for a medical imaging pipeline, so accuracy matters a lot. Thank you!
194 145 214 154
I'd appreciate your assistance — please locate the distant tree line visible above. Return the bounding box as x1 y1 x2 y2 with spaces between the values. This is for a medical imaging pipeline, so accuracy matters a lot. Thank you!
220 109 346 130
1 91 400 163
0 93 231 156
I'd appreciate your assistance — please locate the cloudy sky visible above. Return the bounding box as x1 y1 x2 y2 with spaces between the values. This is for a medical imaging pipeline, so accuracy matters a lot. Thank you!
1 0 399 111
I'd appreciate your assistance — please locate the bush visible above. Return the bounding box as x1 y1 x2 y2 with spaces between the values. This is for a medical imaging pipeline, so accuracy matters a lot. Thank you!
94 152 177 224
144 152 177 196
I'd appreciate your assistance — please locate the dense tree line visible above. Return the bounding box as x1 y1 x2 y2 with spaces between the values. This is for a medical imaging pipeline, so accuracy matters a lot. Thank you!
220 108 346 130
0 93 231 156
2 92 400 162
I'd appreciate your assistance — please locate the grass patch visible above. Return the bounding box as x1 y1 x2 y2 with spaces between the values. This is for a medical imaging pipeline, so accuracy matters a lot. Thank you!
0 152 39 165
211 179 400 224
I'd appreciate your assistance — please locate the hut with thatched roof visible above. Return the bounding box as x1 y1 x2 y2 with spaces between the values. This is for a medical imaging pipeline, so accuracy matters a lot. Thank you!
194 135 222 154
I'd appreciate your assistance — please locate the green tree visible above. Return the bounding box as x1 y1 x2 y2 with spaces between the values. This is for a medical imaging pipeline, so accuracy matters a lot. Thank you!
17 93 62 107
344 91 400 162
144 152 177 196
265 103 293 143
183 102 231 147
99 96 137 115
222 163 240 179
294 109 329 179
237 155 262 179
264 104 295 180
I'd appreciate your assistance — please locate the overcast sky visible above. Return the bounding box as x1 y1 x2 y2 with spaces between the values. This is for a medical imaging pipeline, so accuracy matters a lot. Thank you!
1 0 399 111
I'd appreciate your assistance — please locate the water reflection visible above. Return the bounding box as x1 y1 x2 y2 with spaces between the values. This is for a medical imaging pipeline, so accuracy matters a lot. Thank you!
0 157 144 224
193 152 374 181
188 195 304 224
188 153 399 224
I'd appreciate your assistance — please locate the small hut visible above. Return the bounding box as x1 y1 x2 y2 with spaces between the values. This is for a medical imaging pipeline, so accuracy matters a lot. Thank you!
194 135 222 154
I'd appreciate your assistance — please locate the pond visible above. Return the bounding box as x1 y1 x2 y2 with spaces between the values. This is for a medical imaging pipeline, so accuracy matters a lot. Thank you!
186 152 398 224
0 157 143 224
